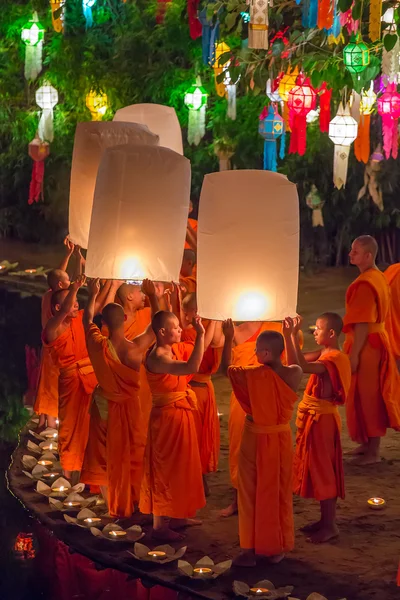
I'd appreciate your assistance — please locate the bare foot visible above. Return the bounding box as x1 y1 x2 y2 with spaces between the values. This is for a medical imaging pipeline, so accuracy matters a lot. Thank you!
300 520 321 533
63 470 72 480
345 444 367 456
307 525 339 544
267 553 285 564
170 518 202 529
350 454 381 466
152 527 185 542
203 475 210 497
47 416 57 429
219 502 238 518
233 550 256 567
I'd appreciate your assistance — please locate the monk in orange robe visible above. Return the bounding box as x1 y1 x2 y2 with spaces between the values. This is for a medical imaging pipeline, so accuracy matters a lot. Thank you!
284 313 351 543
179 249 197 296
344 235 400 464
384 262 400 368
139 311 206 541
81 279 158 517
223 320 302 566
180 293 220 486
184 200 197 251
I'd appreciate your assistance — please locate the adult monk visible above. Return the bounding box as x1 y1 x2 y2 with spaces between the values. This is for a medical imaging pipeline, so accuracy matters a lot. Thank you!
139 311 205 541
185 200 198 251
81 279 158 517
284 313 351 543
384 262 400 369
223 319 302 566
344 235 400 464
43 276 114 478
180 293 220 490
180 249 197 296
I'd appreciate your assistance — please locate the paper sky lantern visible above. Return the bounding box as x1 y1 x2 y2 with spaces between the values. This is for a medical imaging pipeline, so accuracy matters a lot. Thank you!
184 79 208 145
288 77 316 155
197 170 299 321
50 0 65 32
82 0 96 27
377 82 400 159
35 84 58 143
21 13 44 81
113 103 183 154
248 0 269 49
329 103 358 189
69 122 159 248
259 104 284 171
343 36 370 74
86 90 108 120
85 145 190 281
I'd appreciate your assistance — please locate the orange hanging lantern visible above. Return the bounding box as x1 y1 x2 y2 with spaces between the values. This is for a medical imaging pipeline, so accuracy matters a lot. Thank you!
288 76 317 155
50 0 65 32
213 41 231 97
355 83 376 163
278 66 299 132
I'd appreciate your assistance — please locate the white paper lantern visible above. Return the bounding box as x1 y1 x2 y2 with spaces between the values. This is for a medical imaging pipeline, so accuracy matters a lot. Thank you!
85 144 190 281
113 103 183 155
68 122 159 249
35 84 58 142
197 170 299 321
328 103 358 189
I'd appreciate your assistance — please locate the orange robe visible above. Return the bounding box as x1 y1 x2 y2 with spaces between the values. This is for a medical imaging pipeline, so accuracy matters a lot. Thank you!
384 263 400 362
179 274 197 294
45 310 97 471
228 365 297 556
81 324 145 517
293 350 351 501
139 343 205 518
181 324 220 473
34 290 59 418
343 268 400 444
184 217 198 250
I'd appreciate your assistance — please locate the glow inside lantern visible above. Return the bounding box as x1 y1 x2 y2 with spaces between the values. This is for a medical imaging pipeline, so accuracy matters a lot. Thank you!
36 85 58 110
288 80 317 115
377 87 400 117
343 37 370 74
278 67 299 102
21 21 44 45
85 144 191 281
184 83 208 111
360 83 377 115
68 121 159 248
86 90 108 120
197 170 299 321
113 103 183 155
328 111 358 146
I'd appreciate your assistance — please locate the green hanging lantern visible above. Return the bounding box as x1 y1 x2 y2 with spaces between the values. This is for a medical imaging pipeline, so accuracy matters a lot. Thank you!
21 13 45 81
343 36 370 74
184 77 208 145
21 16 45 46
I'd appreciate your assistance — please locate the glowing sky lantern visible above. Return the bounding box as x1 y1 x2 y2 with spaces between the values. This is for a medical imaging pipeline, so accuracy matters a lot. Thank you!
68 122 159 249
197 170 299 321
85 145 191 281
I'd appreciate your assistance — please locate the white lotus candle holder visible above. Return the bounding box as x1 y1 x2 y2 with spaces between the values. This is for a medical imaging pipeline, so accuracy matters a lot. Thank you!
233 580 294 599
49 492 97 512
39 440 58 452
90 523 144 543
128 542 187 564
178 556 232 579
64 508 104 528
28 428 58 442
22 463 49 481
22 452 58 472
36 477 84 499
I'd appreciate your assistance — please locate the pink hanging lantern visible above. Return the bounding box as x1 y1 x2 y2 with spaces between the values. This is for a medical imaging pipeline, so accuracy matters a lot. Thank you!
377 83 400 159
287 76 317 155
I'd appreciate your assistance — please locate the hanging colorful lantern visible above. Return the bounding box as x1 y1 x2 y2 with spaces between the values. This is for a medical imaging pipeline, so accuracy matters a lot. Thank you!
198 7 219 65
213 41 231 96
224 68 240 120
328 103 358 189
306 185 325 227
355 84 376 162
86 90 108 121
214 140 235 171
28 138 50 205
326 1 342 43
343 36 370 75
50 0 65 33
14 533 35 560
187 0 202 39
377 82 400 159
317 0 334 30
287 77 317 155
381 7 400 81
184 78 208 145
302 0 318 28
82 0 96 28
248 0 269 49
21 13 44 81
259 104 285 171
369 0 382 42
36 83 58 143
278 66 299 131
319 83 332 132
266 78 282 103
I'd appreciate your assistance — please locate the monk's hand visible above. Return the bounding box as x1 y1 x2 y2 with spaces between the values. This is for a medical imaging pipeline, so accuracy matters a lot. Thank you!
283 317 294 337
87 277 100 297
153 281 165 298
222 318 234 341
142 278 156 297
71 274 86 290
64 236 74 256
192 315 205 335
73 244 83 258
293 315 303 334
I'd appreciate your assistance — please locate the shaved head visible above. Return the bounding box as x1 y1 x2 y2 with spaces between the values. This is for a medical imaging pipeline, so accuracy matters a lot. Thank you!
151 310 177 335
318 312 343 336
51 289 69 311
182 293 197 311
102 303 125 330
47 269 70 291
256 330 285 358
354 235 378 260
116 283 145 310
183 249 196 265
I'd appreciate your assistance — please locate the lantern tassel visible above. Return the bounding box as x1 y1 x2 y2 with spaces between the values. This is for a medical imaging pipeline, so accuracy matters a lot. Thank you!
38 109 54 143
24 43 43 81
354 113 370 163
83 3 93 28
28 161 45 204
187 105 206 146
319 85 332 132
289 115 307 156
333 144 350 189
226 84 237 120
302 0 318 28
248 0 269 49
263 140 277 171
369 0 382 42
279 131 286 159
317 0 334 30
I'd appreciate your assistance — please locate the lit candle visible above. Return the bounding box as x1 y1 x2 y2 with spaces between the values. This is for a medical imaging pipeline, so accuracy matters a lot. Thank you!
368 497 386 510
52 485 66 493
249 589 269 596
55 419 59 426
25 269 37 274
42 472 60 479
193 567 213 577
63 501 81 508
217 412 223 418
42 442 58 451
84 517 101 525
109 530 127 538
0 265 4 271
44 432 58 439
148 551 167 559
38 460 53 467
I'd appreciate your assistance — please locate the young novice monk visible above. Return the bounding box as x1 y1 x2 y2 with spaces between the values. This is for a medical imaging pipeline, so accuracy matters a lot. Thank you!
222 319 302 567
179 249 197 295
139 310 206 541
284 313 351 544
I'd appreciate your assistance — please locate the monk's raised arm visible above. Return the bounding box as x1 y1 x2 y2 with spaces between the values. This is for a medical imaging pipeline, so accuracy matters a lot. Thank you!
220 319 234 375
94 280 121 315
83 278 100 330
283 317 324 375
58 237 74 272
148 317 205 375
72 245 85 281
44 276 85 343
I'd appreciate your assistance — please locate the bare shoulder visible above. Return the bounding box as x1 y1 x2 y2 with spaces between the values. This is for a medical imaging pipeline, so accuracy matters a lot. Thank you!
282 364 303 391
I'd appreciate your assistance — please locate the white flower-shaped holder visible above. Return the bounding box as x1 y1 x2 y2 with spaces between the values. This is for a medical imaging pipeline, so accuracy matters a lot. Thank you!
128 542 187 564
22 463 49 481
233 580 294 599
64 508 105 528
39 439 58 453
90 523 144 543
49 492 96 512
27 440 43 455
178 556 232 579
22 452 59 472
36 477 84 499
29 428 58 442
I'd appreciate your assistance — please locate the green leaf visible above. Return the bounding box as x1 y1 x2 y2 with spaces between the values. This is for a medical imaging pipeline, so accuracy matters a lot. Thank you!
53 6 63 19
224 11 238 30
272 39 285 57
217 51 232 67
311 69 323 88
352 1 362 20
384 33 398 52
338 0 353 12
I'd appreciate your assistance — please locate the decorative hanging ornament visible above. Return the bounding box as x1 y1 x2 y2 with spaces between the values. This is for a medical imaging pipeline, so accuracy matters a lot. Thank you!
328 102 358 189
156 0 169 24
343 35 370 75
50 0 65 33
213 41 231 96
317 0 334 30
82 0 96 28
28 138 50 205
288 76 317 155
184 77 208 145
258 104 285 171
369 0 382 42
199 7 219 65
187 0 202 39
306 185 325 227
355 82 376 163
266 78 282 103
377 82 400 159
35 83 58 143
248 0 269 49
278 66 299 131
224 68 240 121
340 5 359 35
302 0 318 28
319 83 332 132
21 13 44 81
86 90 108 120
381 7 400 81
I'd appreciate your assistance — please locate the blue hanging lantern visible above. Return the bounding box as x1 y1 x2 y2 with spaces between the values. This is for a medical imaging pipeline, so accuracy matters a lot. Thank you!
259 105 285 172
199 7 220 65
302 0 318 28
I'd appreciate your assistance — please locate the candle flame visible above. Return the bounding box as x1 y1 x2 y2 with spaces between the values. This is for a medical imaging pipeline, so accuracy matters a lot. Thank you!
59 486 65 491
87 518 93 523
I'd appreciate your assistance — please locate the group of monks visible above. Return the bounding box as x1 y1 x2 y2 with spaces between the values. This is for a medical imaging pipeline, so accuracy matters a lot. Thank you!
32 216 400 568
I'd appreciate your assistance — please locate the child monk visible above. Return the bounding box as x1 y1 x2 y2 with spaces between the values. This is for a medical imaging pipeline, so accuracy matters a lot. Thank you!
81 279 159 517
179 249 197 295
222 319 302 566
284 313 351 543
139 311 206 541
180 293 220 491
